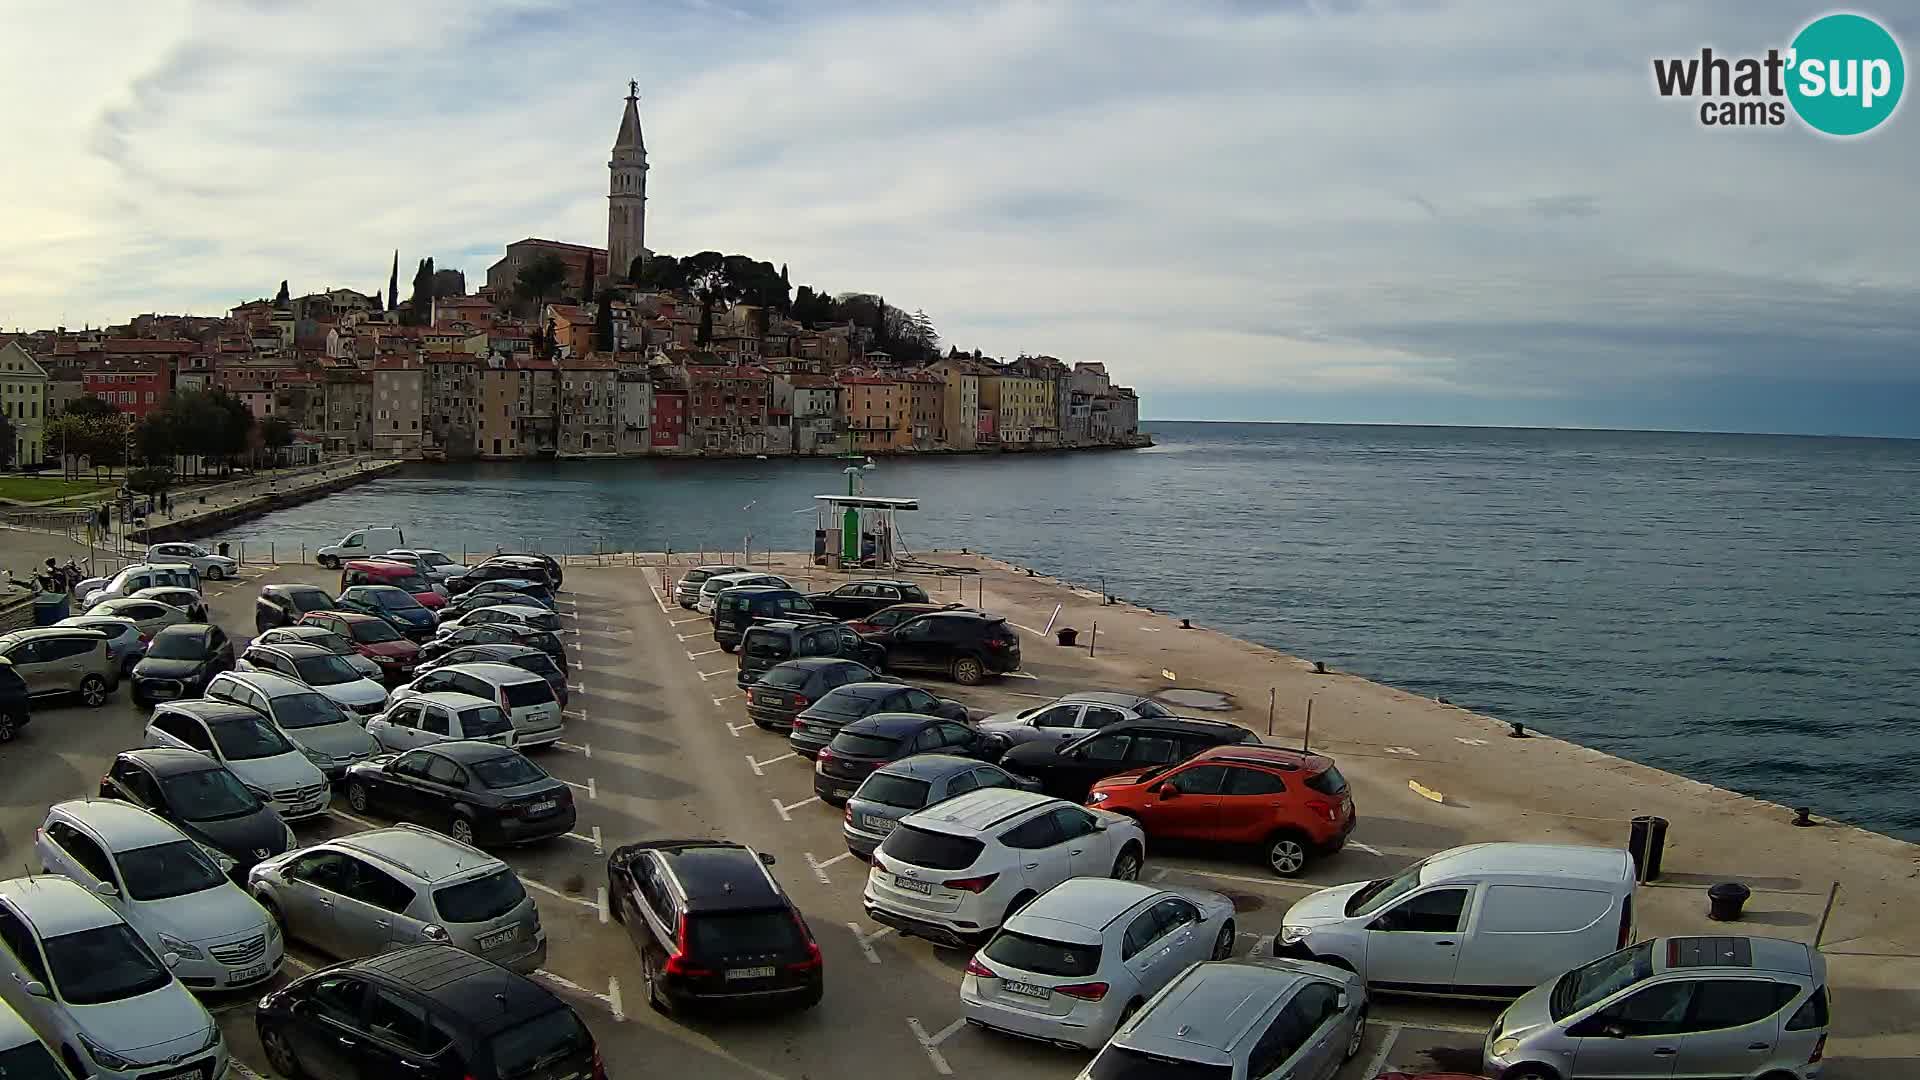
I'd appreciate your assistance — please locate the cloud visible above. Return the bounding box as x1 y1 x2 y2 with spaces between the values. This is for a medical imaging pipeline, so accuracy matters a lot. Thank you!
0 0 1914 434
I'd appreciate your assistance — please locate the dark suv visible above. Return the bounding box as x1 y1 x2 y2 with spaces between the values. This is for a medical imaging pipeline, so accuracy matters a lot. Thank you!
789 681 970 759
805 579 932 620
870 610 1021 685
999 716 1263 800
255 944 603 1080
744 658 880 731
606 839 822 1016
711 586 836 652
131 623 236 706
448 557 557 595
416 643 569 708
0 660 30 741
421 622 567 666
738 621 882 688
812 714 1003 804
256 584 339 633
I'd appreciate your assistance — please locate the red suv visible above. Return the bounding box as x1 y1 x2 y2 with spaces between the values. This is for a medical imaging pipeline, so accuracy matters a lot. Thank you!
1086 744 1354 877
298 610 421 683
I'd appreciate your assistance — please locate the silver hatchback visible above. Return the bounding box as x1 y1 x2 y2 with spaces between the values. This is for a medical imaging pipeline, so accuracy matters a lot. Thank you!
248 825 546 973
843 754 1036 860
1486 935 1830 1080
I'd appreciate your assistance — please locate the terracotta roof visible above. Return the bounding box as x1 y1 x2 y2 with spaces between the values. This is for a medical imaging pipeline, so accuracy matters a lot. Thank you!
545 305 588 321
559 355 616 370
785 374 837 388
688 365 768 381
373 356 422 371
99 339 195 355
81 356 166 375
506 237 608 256
424 351 479 365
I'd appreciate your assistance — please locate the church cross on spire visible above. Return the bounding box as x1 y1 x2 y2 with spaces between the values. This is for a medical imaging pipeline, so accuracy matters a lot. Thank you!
628 78 638 100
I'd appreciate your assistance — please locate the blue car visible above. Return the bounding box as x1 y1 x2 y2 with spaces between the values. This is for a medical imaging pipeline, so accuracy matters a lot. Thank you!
336 585 439 642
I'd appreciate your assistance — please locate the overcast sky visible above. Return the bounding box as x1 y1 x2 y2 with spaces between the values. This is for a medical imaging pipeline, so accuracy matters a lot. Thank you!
2 0 1914 436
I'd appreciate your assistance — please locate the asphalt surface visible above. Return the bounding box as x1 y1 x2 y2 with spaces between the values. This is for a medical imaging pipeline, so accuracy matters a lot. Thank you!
0 562 1501 1080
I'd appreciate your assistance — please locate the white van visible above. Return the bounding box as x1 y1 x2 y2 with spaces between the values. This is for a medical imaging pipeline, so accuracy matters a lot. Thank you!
1274 843 1635 997
316 525 405 569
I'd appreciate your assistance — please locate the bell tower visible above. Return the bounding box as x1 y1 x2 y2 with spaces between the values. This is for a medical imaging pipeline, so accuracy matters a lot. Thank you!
608 80 649 282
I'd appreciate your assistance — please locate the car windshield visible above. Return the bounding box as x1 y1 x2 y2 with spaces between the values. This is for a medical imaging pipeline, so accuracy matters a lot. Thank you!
689 909 801 958
857 772 932 810
274 691 350 729
348 619 403 644
160 767 262 820
830 732 899 758
292 654 361 686
388 572 431 593
304 632 356 656
370 589 424 611
42 924 172 1006
0 1039 66 1080
744 633 791 659
760 665 814 690
117 839 226 901
433 868 526 924
470 751 544 787
1346 858 1428 917
1133 699 1173 718
488 1007 591 1080
1551 941 1655 1020
146 631 207 660
881 824 983 870
502 681 554 707
1306 764 1349 796
208 715 296 759
1088 1047 1231 1080
421 553 452 568
985 930 1102 977
513 654 562 679
288 589 334 613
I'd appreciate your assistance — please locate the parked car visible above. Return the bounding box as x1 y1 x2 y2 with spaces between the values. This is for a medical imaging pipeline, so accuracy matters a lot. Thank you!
144 541 239 581
235 641 390 717
0 660 30 741
1484 935 1830 1080
870 610 1022 685
862 788 1146 947
445 557 556 596
254 583 339 632
387 547 467 583
414 643 567 708
737 620 883 688
1000 716 1262 802
464 579 557 610
35 799 282 991
980 691 1177 751
78 563 198 608
606 839 822 1015
130 623 235 706
98 748 295 876
129 585 206 622
712 586 836 652
389 663 564 748
420 622 567 667
255 944 598 1080
437 603 563 634
673 564 748 608
843 755 1038 860
1274 842 1638 997
344 742 576 847
789 680 970 759
368 692 518 752
1088 744 1356 877
744 657 881 732
0 627 117 707
143 700 332 820
814 714 1004 805
694 572 788 614
314 524 405 569
471 552 563 589
437 588 554 623
249 826 546 973
251 624 383 680
298 610 421 681
0 875 226 1080
205 670 380 778
359 549 431 579
844 601 968 637
52 614 145 673
0 998 71 1079
805 579 933 620
85 597 190 642
339 559 447 610
335 585 439 642
962 878 1238 1049
1077 956 1368 1080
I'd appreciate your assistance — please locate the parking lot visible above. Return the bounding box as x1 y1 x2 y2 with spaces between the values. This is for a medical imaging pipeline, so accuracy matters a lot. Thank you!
1 555 1883 1079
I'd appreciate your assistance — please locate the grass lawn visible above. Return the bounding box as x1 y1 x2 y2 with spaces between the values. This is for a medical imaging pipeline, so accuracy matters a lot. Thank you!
0 476 115 503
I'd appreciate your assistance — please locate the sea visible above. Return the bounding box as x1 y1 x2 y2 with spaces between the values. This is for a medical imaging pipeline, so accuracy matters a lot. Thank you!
217 423 1920 840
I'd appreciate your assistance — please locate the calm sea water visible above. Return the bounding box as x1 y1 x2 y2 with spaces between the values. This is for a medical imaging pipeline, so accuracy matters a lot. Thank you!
219 423 1920 840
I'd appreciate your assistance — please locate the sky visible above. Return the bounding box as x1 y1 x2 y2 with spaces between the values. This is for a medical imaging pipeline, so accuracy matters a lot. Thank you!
1 0 1915 437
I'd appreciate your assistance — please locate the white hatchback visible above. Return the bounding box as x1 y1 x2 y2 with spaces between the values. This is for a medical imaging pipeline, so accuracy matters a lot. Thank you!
35 800 282 992
389 663 563 748
961 878 1237 1049
235 642 390 718
695 571 790 614
863 788 1146 948
143 700 332 820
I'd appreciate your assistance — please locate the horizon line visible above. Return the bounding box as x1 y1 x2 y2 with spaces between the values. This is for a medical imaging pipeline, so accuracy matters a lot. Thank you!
1138 418 1920 443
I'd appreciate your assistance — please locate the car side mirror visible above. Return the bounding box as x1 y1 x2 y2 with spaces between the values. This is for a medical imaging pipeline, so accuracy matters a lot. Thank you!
1091 818 1108 831
1067 748 1085 760
1335 991 1349 1011
1602 1023 1628 1039
758 852 776 867
93 880 119 898
22 980 48 999
1156 782 1180 799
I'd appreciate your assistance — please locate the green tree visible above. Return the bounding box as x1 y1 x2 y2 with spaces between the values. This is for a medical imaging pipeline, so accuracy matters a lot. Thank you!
126 465 173 495
683 252 736 347
65 395 118 418
134 410 177 465
515 254 570 310
275 279 290 306
260 416 295 465
594 295 615 351
388 249 399 311
0 412 13 467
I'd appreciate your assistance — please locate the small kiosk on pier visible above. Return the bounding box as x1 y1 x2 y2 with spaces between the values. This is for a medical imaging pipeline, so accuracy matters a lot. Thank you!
813 494 918 569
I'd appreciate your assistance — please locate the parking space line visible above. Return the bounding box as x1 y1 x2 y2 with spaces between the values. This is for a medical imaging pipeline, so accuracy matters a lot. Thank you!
521 877 599 911
687 647 722 659
1002 671 1039 680
330 808 380 830
1152 865 1325 890
907 1017 964 1075
670 616 705 626
566 683 585 692
696 668 732 680
532 970 623 1021
772 795 820 822
1009 623 1046 635
232 1061 270 1080
1002 691 1059 700
1360 1021 1401 1079
563 826 605 854
1351 841 1383 856
598 886 609 924
554 740 592 757
648 584 670 615
747 752 796 776
712 693 740 706
561 778 596 799
726 721 754 738
807 851 852 884
848 922 891 964
677 633 704 642
563 709 588 721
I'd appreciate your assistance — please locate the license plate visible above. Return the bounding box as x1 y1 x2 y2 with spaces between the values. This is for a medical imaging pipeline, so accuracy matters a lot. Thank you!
150 687 177 700
894 874 932 895
231 963 270 983
527 799 558 814
833 785 856 798
152 1067 203 1080
479 927 519 950
289 799 320 814
1002 980 1051 1000
725 966 776 980
862 815 897 834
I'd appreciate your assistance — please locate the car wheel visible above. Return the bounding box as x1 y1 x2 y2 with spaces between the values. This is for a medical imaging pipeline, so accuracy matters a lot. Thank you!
950 655 984 685
644 949 671 1014
1266 832 1310 877
260 1024 305 1079
1212 919 1236 960
258 896 286 931
448 814 476 846
1345 1005 1367 1060
347 782 370 812
719 642 736 653
78 675 108 707
1110 844 1143 881
318 555 338 569
0 715 15 743
1002 891 1037 926
206 565 224 580
1502 1068 1560 1080
1117 997 1145 1030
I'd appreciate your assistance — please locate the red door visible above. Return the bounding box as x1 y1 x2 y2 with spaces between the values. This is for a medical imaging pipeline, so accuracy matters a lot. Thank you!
1213 766 1288 842
1137 764 1228 840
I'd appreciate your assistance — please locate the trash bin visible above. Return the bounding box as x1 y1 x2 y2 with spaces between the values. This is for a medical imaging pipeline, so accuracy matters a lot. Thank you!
1708 881 1751 921
1628 815 1670 882
1056 628 1079 647
217 541 230 558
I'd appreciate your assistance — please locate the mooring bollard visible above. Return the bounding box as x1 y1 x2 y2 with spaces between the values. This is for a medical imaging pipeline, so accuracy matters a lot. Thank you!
1793 807 1815 827
1509 721 1528 738
1314 660 1327 674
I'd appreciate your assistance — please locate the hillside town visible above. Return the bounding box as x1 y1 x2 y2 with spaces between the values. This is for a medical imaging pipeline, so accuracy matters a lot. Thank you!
0 85 1143 470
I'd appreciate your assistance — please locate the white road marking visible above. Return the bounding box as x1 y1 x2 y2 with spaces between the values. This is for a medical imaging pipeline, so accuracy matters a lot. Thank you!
1384 745 1420 756
1002 671 1039 680
772 795 820 822
282 954 313 973
566 683 585 692
669 616 705 626
1250 932 1275 956
1350 841 1383 856
554 740 592 757
231 1062 269 1080
560 778 596 799
563 709 588 721
1360 1021 1402 1080
648 583 670 615
726 721 754 738
1454 737 1488 746
697 668 732 680
608 976 625 1021
562 827 605 854
1009 623 1045 635
847 921 891 964
677 633 703 642
597 886 609 924
521 877 599 911
712 693 740 706
330 808 380 829
530 970 624 1021
747 752 796 776
1152 865 1327 890
907 1017 961 1075
687 647 722 659
806 850 852 884
1002 690 1058 700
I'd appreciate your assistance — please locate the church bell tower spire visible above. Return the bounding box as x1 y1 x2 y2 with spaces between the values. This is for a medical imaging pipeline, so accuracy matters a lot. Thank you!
608 81 649 282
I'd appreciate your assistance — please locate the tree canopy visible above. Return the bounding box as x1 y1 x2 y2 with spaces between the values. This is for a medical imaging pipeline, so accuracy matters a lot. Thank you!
516 255 571 309
65 395 119 418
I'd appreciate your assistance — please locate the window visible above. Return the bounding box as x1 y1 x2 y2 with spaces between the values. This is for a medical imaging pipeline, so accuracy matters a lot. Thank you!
1786 985 1828 1030
1687 979 1800 1030
0 909 47 982
1031 704 1081 729
1081 706 1127 729
394 751 436 779
308 975 368 1025
1121 909 1167 960
153 712 214 753
1126 735 1179 765
1585 981 1695 1037
998 813 1064 851
1078 734 1129 762
1224 767 1287 796
1168 764 1229 795
387 703 421 730
936 722 974 747
1246 994 1318 1077
1049 806 1099 840
421 707 451 736
1149 896 1201 935
425 756 466 787
971 767 1015 791
1371 888 1469 934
